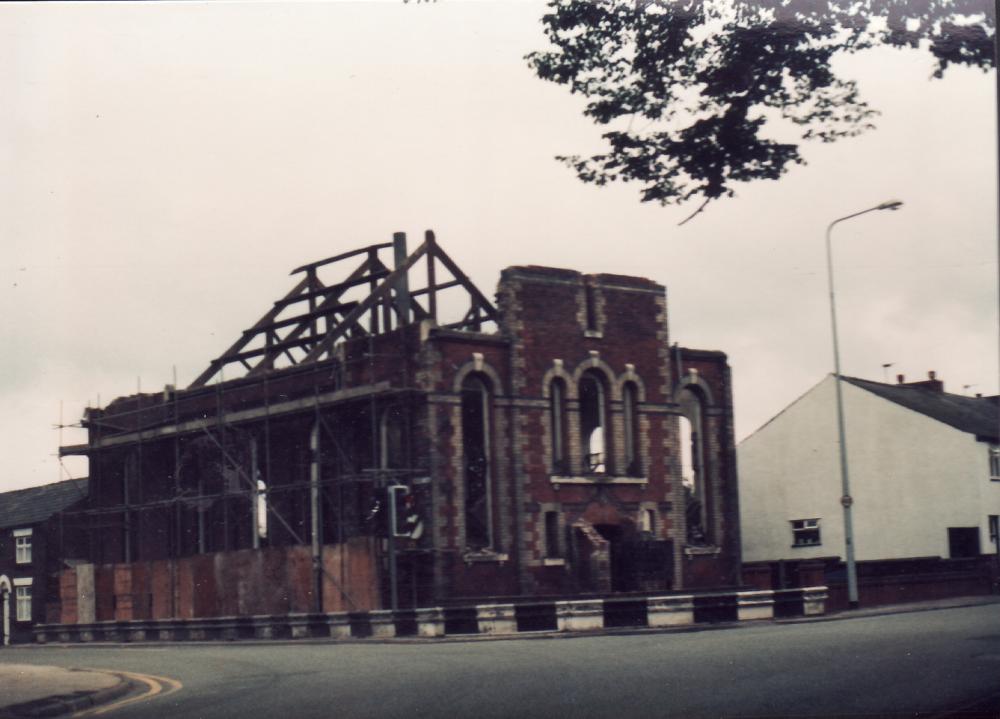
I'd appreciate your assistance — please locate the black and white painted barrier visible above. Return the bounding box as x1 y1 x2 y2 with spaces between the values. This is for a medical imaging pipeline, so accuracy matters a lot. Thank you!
34 587 827 644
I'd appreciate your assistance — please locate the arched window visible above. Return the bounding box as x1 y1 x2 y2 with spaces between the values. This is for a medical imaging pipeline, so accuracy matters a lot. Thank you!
678 388 708 544
579 371 609 474
550 378 568 474
623 382 640 476
461 375 492 550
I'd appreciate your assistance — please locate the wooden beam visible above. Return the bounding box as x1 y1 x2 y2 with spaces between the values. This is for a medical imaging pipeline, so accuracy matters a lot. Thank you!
189 275 311 388
247 258 375 377
271 270 390 310
290 242 392 275
299 240 430 364
426 238 498 320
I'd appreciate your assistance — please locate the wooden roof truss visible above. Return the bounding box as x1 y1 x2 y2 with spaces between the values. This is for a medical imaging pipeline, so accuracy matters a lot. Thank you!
189 231 498 388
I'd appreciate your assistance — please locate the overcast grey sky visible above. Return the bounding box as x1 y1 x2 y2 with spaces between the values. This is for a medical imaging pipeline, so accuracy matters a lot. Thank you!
2 1 997 492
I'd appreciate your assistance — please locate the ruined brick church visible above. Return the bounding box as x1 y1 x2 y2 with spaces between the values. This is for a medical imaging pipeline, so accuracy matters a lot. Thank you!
53 232 739 625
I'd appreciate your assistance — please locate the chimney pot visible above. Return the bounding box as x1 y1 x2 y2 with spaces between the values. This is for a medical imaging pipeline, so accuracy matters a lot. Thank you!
896 374 905 384
928 370 936 380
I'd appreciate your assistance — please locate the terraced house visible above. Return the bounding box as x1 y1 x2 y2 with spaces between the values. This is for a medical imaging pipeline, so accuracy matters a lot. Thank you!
48 232 740 635
0 479 87 644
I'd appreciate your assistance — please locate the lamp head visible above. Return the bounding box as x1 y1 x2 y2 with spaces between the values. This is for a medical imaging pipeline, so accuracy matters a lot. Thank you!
877 199 903 211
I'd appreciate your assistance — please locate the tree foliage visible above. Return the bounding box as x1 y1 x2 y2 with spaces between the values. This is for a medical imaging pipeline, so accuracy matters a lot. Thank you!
526 0 994 217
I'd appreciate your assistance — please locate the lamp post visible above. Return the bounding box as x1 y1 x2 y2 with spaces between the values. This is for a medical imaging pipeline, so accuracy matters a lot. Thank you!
826 199 903 610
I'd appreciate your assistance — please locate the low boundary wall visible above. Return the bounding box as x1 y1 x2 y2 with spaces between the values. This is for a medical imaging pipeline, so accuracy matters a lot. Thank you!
35 587 826 643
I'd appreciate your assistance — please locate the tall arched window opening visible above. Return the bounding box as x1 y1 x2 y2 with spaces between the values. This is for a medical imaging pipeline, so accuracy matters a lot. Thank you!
461 375 492 550
678 388 708 544
550 379 568 474
623 382 640 476
579 372 608 474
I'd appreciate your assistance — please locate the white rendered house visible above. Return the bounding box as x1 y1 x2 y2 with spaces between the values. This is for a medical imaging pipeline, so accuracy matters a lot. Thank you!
739 373 1000 564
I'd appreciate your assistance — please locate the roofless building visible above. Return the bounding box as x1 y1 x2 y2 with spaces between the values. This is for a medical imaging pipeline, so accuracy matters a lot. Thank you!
53 231 740 629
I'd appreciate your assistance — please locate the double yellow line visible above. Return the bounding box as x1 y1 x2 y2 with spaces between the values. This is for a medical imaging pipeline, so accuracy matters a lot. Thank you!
73 670 183 717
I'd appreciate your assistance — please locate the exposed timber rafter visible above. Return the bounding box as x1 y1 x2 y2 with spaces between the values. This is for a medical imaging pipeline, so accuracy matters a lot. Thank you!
189 231 498 388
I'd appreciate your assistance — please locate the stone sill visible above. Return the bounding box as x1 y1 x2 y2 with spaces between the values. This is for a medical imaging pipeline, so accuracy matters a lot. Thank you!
462 551 509 564
583 330 603 339
550 476 648 487
542 558 566 567
684 545 722 557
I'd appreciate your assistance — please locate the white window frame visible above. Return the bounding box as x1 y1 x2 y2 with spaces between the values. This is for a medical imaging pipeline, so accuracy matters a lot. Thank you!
13 577 32 622
13 528 32 565
791 518 821 547
989 445 1000 481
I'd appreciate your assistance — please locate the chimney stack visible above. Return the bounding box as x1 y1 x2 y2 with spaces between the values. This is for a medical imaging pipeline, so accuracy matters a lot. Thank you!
896 374 905 384
899 371 944 393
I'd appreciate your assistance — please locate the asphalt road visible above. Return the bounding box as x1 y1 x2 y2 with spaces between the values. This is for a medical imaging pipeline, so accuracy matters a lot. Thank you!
2 604 999 719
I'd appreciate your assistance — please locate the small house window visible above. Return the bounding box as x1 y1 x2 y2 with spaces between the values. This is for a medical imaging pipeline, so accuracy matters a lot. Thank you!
15 584 31 622
14 529 32 564
990 446 1000 480
544 511 561 558
989 515 999 547
791 519 821 547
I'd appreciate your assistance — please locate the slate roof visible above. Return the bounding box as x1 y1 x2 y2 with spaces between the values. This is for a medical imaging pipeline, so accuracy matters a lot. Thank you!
843 376 1000 442
0 479 88 530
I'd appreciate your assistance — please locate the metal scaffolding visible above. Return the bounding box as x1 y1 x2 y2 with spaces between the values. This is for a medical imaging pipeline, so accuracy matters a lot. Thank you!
57 230 498 611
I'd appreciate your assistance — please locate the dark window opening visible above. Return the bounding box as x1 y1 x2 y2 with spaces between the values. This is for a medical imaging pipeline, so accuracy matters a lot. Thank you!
623 382 640 476
584 283 598 332
550 379 568 474
544 511 561 558
462 375 492 550
948 527 980 558
381 406 407 470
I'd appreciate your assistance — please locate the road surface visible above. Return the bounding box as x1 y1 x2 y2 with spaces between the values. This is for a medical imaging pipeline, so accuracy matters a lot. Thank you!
2 603 998 718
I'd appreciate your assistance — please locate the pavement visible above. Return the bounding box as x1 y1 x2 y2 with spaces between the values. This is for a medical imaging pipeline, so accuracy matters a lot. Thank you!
0 664 132 718
0 593 997 718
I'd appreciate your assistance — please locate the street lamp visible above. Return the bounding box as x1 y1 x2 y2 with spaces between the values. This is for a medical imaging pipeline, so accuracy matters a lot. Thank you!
825 199 903 610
